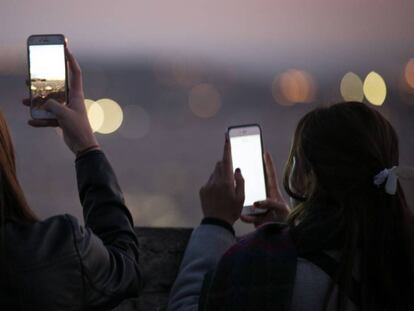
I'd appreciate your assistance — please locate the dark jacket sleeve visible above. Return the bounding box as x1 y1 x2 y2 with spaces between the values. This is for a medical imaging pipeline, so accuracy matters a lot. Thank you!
71 150 141 309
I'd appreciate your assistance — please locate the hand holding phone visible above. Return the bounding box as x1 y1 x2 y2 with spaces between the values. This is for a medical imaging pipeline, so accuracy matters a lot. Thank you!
27 34 68 120
24 36 98 155
199 137 245 225
240 152 290 227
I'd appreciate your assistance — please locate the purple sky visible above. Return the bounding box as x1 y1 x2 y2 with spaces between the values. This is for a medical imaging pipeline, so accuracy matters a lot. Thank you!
1 0 414 75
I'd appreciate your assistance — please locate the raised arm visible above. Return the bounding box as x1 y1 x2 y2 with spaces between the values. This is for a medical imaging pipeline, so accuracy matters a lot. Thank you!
73 149 141 308
25 48 141 308
167 136 244 310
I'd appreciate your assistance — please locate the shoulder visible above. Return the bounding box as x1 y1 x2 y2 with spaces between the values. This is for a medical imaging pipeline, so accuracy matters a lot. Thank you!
212 222 296 280
5 214 82 269
223 222 294 259
203 223 298 310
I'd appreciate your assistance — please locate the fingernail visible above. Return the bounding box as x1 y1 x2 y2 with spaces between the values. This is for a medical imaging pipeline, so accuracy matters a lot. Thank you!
235 168 241 173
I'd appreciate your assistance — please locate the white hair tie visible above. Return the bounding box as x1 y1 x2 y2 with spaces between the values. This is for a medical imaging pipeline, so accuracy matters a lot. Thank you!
373 166 398 195
373 166 414 195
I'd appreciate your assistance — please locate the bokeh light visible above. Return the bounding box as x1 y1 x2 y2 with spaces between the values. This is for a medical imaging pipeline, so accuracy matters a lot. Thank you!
153 58 203 89
95 98 123 134
189 83 221 118
172 61 203 88
84 99 104 132
272 69 316 106
398 65 414 106
119 105 151 139
125 192 186 227
363 71 387 106
404 59 414 90
340 72 364 102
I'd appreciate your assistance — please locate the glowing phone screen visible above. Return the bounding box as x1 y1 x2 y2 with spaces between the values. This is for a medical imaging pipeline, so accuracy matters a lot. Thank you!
229 129 267 206
29 44 66 109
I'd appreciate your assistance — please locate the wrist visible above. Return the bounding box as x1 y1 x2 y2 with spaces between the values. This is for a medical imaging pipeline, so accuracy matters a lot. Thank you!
201 217 235 235
72 134 99 155
203 213 237 226
76 144 100 159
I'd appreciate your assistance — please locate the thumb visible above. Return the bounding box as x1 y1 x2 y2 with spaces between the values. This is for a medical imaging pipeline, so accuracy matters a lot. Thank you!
43 99 67 117
234 168 245 203
254 199 290 214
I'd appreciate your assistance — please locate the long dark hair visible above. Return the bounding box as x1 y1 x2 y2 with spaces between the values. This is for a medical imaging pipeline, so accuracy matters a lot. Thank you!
0 111 36 227
0 111 37 299
283 102 414 310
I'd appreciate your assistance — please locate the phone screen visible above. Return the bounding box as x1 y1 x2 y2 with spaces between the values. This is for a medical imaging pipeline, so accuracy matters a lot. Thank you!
29 44 66 110
229 126 267 207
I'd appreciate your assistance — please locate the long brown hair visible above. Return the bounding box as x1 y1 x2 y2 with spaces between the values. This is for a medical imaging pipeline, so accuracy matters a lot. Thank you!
0 111 37 297
284 102 414 310
0 111 36 226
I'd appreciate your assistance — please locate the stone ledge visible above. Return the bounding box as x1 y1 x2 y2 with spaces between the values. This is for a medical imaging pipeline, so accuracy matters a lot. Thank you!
113 227 193 311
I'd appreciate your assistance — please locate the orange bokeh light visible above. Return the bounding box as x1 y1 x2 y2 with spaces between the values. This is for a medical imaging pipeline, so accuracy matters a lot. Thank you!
405 59 414 90
189 83 221 118
272 69 316 106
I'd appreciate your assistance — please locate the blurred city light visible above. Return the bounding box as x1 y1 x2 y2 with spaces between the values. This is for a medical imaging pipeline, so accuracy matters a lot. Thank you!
340 72 364 102
95 98 123 134
363 71 387 106
405 59 414 90
153 59 203 89
125 192 183 227
84 99 104 132
172 61 203 88
119 105 151 139
189 83 221 118
271 69 316 106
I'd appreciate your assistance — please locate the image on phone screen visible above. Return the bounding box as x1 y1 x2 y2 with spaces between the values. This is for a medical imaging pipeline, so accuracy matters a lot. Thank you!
229 125 267 209
29 44 66 110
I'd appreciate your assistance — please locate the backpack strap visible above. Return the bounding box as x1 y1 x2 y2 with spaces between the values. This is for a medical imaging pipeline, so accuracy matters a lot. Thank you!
300 252 361 308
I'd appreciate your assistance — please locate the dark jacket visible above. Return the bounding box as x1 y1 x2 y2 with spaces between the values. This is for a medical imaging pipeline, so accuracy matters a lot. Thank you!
0 150 141 310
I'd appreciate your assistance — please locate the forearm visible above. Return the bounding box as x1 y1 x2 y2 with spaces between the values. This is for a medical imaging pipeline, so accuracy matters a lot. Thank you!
75 150 138 257
74 150 141 306
167 223 236 311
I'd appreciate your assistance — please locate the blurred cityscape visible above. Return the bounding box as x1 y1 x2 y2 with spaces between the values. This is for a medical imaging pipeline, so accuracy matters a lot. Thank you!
0 0 413 233
0 56 413 233
31 79 66 107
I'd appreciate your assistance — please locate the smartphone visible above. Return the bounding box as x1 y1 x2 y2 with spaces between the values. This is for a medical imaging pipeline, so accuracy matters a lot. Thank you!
228 124 267 215
27 34 68 119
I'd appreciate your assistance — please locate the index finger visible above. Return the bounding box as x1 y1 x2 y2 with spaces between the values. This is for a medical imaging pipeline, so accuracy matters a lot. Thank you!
66 48 83 96
222 134 233 179
264 151 283 201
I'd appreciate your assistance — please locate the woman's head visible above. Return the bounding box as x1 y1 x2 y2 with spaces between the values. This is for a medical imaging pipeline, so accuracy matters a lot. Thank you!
284 102 414 310
0 111 36 224
284 101 399 205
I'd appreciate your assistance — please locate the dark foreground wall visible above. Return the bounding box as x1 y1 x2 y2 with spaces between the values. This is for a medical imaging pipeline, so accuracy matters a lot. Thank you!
113 228 193 311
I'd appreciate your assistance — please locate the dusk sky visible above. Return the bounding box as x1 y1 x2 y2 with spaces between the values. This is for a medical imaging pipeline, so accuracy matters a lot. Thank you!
1 0 414 75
